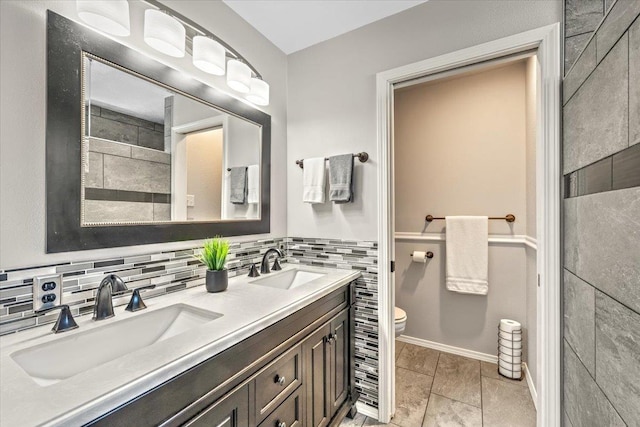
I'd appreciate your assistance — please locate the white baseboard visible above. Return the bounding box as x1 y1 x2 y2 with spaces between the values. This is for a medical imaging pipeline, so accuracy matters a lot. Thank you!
524 362 538 410
356 402 378 419
398 335 498 363
399 335 538 408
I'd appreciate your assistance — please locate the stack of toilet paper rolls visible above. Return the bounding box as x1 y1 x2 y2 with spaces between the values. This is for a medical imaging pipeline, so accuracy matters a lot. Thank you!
498 319 522 379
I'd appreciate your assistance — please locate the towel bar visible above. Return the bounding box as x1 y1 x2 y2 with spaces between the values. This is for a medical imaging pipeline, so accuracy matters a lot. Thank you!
295 152 369 169
425 214 516 223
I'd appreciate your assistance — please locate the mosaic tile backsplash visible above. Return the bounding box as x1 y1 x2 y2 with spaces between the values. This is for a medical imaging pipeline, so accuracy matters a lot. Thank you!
0 238 286 335
0 236 379 409
287 237 379 410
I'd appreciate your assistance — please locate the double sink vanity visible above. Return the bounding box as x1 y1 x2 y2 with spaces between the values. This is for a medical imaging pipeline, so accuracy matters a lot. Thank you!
0 265 360 426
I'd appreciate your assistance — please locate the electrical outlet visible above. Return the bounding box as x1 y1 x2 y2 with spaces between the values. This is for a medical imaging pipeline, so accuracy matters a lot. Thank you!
186 194 195 207
33 274 63 312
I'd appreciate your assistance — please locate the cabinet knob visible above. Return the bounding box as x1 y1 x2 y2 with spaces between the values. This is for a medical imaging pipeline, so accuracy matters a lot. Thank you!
327 333 336 343
275 375 286 386
277 421 286 427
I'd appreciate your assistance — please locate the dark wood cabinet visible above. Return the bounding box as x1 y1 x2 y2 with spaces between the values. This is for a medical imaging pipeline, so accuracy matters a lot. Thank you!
88 282 357 427
303 323 332 427
303 308 351 427
329 309 349 415
184 385 249 427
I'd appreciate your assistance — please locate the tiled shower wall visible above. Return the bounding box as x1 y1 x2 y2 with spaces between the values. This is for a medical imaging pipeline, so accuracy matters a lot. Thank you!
0 236 380 409
562 1 640 426
564 0 613 73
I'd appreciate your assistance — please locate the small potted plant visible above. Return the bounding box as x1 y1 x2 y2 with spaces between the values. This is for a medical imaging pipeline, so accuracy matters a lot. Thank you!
198 237 230 293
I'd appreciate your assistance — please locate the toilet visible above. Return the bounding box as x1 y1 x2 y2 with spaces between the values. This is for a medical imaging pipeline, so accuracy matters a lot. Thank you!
394 307 407 337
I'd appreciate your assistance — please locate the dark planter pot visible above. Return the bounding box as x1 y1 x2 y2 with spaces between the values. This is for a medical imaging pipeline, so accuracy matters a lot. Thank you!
205 269 228 293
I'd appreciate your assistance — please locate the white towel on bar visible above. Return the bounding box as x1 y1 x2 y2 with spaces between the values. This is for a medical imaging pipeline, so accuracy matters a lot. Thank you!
247 164 260 204
445 216 489 295
303 157 326 203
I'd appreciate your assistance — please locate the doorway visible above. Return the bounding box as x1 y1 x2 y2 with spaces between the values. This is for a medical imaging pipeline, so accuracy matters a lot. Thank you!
375 24 561 426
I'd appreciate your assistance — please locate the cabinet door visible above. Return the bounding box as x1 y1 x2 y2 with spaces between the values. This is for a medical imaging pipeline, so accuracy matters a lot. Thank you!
329 309 349 415
184 385 249 427
303 323 331 427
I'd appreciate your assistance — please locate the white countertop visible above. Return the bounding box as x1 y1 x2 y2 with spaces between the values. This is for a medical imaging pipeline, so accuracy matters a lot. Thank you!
0 265 359 427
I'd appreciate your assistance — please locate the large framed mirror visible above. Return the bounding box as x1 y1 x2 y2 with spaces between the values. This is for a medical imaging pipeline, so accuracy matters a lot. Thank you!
46 11 270 253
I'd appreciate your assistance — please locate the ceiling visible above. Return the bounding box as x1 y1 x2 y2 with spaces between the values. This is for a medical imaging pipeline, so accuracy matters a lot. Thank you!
222 0 428 55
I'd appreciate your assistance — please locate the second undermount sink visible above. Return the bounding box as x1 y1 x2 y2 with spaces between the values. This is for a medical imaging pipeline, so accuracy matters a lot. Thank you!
11 304 222 386
250 268 326 290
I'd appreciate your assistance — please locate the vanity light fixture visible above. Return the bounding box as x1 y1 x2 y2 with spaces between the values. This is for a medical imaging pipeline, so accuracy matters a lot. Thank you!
192 36 226 75
246 77 270 106
144 9 186 58
77 0 268 105
76 0 130 37
226 59 252 93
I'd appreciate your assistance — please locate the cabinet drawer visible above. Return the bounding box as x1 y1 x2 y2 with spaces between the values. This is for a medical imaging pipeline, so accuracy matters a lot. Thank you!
255 344 302 422
184 384 249 427
258 386 303 427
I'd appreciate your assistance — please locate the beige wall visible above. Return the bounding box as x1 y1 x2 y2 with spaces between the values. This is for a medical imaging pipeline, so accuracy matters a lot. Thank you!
393 60 538 363
186 129 223 221
394 60 528 235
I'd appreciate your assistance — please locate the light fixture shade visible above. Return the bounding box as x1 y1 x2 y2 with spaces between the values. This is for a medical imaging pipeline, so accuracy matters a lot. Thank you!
144 9 185 57
226 59 251 93
246 78 269 106
76 0 130 36
192 36 226 75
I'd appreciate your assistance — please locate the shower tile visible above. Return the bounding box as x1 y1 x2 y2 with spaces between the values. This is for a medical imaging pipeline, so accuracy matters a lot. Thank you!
563 341 625 427
422 393 481 427
595 0 640 62
631 18 640 145
595 291 640 425
431 353 481 408
396 343 439 376
393 367 433 427
563 271 595 375
563 187 640 314
564 37 596 101
563 33 628 174
481 377 536 427
577 156 612 196
565 0 603 38
565 32 593 74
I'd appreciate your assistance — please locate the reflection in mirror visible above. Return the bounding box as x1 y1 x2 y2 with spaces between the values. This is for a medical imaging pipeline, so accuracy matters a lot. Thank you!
81 54 261 225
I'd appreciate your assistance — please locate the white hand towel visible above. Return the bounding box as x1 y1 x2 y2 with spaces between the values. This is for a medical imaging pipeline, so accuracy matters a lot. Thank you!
247 164 259 204
445 216 488 295
303 157 326 203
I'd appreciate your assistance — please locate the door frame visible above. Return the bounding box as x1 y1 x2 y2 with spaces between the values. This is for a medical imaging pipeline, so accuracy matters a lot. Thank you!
375 24 561 426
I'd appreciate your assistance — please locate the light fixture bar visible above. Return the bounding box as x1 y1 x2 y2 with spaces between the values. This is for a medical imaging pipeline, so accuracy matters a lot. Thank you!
143 0 262 79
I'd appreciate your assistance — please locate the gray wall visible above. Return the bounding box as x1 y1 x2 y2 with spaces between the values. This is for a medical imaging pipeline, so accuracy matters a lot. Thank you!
562 1 640 426
0 0 288 269
286 0 561 241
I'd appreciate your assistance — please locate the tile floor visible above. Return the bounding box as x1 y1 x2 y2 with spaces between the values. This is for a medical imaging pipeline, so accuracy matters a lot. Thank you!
342 341 536 427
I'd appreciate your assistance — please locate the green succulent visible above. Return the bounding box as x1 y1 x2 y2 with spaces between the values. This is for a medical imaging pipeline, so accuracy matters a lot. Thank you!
198 237 230 271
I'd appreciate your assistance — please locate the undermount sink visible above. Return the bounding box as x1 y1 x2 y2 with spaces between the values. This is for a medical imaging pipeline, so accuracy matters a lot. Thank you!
250 268 326 290
11 304 222 386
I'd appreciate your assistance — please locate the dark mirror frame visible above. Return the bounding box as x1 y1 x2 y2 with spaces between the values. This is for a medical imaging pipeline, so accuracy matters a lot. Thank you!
46 11 270 253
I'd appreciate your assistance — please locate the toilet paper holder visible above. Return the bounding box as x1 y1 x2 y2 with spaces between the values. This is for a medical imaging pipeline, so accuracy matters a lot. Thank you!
410 251 434 259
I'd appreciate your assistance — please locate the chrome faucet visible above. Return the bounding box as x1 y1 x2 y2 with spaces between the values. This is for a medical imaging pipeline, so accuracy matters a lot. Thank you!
93 274 128 321
260 248 283 274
